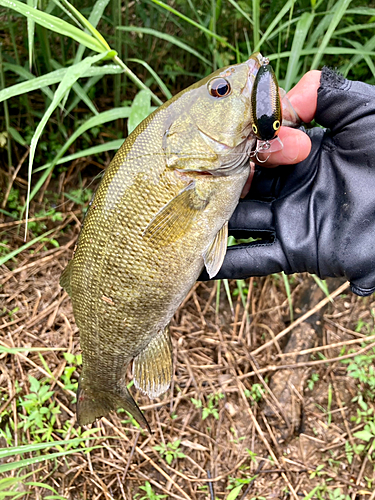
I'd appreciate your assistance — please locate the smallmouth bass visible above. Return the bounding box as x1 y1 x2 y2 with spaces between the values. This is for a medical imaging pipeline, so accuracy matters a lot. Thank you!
60 53 290 429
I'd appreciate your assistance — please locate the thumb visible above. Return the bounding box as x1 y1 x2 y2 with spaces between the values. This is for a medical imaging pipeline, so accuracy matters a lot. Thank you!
200 239 289 281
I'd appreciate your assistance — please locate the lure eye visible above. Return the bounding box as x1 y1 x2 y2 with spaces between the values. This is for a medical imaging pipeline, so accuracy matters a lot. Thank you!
208 78 231 98
273 120 281 131
252 124 258 134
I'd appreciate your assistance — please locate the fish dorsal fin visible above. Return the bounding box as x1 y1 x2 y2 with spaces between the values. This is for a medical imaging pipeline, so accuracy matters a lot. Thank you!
203 221 228 278
143 182 208 245
60 260 73 296
133 326 172 399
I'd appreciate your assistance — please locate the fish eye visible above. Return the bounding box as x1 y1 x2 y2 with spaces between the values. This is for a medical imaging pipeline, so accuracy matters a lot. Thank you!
273 120 281 131
208 78 231 98
252 124 258 134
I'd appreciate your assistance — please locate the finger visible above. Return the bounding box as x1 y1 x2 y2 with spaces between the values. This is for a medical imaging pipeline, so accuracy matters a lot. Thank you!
287 70 321 123
240 161 255 197
199 241 287 281
255 126 312 167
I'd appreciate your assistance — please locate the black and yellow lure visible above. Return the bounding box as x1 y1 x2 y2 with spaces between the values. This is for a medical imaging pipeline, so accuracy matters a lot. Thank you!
250 58 283 161
251 59 282 141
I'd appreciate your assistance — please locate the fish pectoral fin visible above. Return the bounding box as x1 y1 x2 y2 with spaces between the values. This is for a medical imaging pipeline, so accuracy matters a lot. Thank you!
60 260 73 296
203 221 228 278
143 182 209 245
133 326 172 399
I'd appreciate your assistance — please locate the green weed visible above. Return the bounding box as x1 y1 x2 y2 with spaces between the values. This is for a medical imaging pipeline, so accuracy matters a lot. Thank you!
17 376 61 443
153 439 186 465
191 392 224 420
61 352 82 395
135 481 167 500
307 372 319 391
244 384 265 403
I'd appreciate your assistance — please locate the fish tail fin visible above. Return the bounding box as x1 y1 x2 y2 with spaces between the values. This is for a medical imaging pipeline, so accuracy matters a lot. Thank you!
76 377 150 432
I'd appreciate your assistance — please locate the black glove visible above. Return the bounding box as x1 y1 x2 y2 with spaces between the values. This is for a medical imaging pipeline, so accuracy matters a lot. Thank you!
202 67 375 296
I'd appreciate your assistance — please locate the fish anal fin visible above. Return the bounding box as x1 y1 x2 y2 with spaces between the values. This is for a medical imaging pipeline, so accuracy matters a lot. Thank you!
143 183 208 245
60 260 73 296
133 326 172 399
76 378 150 432
203 222 228 278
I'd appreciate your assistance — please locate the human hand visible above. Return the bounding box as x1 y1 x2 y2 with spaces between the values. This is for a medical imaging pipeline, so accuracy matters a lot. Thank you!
202 67 375 296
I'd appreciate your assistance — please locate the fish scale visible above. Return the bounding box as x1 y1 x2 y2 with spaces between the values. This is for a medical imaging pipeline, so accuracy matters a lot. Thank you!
60 53 269 428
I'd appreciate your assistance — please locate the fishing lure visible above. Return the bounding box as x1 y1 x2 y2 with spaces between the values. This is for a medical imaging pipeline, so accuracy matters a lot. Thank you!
250 58 283 162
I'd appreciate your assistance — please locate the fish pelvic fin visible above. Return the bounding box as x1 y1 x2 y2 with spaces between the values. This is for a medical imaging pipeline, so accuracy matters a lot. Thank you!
76 378 150 432
60 260 73 296
203 221 228 278
133 326 173 399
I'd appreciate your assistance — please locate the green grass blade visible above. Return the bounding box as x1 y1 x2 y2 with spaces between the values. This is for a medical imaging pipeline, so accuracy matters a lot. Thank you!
341 33 375 77
24 108 131 207
0 437 100 459
346 7 375 15
267 47 375 61
0 229 55 266
112 55 163 106
0 346 65 354
311 0 353 70
24 51 112 232
45 107 131 167
0 447 101 473
312 275 332 302
0 64 62 107
8 126 28 147
127 58 172 100
74 0 111 63
305 10 332 50
226 0 253 25
149 0 236 53
128 89 151 134
0 0 105 53
27 0 37 71
263 16 300 43
58 0 111 51
282 272 293 323
252 0 260 50
254 0 295 52
223 279 234 317
32 139 123 173
50 59 98 116
284 12 314 91
21 482 63 498
119 26 211 66
64 74 102 116
0 63 122 103
334 22 375 36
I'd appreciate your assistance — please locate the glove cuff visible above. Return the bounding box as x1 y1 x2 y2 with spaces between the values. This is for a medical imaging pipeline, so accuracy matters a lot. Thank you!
350 282 375 297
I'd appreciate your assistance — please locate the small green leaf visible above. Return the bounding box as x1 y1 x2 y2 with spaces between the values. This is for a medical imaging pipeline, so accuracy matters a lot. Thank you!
226 484 243 500
353 429 374 442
